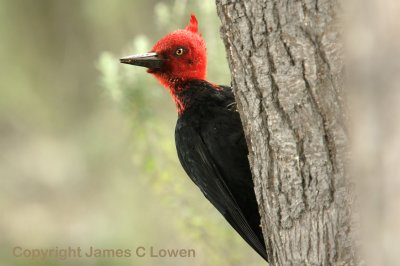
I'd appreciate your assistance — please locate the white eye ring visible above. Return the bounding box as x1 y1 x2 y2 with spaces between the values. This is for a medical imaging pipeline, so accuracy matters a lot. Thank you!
175 48 184 56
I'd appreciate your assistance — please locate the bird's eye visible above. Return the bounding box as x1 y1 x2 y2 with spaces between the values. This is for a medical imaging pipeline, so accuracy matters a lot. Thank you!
175 48 184 56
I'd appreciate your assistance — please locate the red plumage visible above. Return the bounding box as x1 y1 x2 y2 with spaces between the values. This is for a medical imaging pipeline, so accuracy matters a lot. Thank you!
149 15 207 95
185 14 199 33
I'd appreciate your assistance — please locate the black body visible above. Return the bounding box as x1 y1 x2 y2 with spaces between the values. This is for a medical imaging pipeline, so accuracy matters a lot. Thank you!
175 80 268 261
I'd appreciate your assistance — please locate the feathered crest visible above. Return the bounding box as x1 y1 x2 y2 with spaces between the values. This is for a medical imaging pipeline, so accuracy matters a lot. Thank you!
185 14 198 34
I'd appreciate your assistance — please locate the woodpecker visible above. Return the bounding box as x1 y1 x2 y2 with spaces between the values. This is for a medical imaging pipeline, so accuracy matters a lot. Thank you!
120 15 268 261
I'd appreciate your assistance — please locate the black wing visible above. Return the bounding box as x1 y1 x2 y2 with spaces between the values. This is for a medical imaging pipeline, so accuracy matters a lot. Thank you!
175 117 268 261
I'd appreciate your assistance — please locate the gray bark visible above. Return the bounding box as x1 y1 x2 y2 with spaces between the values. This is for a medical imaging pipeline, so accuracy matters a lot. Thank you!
216 0 357 265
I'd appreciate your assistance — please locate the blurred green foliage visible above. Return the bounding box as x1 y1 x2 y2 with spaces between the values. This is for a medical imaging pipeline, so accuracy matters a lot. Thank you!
0 1 264 265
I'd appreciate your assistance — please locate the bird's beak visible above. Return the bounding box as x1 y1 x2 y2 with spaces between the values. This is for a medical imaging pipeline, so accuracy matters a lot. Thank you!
119 52 163 69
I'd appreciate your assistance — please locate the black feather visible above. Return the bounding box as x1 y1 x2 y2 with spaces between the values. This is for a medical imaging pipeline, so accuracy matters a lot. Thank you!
175 80 268 261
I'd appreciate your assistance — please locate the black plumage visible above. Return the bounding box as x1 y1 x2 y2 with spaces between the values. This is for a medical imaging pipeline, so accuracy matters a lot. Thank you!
120 14 268 261
175 80 268 261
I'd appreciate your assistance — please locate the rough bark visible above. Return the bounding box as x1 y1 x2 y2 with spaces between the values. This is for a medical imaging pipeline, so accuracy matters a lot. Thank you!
216 0 356 265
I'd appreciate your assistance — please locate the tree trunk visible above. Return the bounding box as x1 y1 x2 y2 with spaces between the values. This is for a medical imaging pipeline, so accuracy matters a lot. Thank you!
216 0 357 265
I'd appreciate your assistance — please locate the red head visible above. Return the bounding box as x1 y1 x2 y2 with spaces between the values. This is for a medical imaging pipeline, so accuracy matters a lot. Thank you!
120 15 207 90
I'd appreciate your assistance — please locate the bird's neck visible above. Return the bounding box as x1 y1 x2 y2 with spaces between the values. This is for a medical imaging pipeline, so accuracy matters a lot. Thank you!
167 78 193 115
153 73 199 114
169 79 222 116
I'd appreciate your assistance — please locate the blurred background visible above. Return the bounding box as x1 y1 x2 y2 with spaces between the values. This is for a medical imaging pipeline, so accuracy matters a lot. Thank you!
0 0 266 265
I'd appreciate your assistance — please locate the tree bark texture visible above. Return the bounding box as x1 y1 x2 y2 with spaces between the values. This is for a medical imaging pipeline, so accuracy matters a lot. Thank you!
216 0 356 265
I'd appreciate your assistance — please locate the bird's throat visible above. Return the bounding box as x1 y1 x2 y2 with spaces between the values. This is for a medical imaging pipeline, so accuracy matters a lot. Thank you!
152 73 189 115
168 81 189 115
